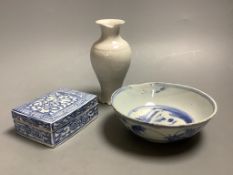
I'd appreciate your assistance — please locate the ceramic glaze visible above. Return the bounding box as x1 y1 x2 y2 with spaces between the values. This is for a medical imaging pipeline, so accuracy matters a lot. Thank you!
90 19 131 105
12 89 98 147
128 105 193 126
111 82 217 143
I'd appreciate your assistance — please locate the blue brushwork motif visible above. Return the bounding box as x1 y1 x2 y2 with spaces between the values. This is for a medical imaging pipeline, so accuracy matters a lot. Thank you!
131 125 145 135
165 126 202 142
11 89 98 147
160 105 193 123
12 89 97 131
128 105 193 126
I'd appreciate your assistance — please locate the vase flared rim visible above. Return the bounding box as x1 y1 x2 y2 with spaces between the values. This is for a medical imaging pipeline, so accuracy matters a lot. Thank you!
96 19 125 28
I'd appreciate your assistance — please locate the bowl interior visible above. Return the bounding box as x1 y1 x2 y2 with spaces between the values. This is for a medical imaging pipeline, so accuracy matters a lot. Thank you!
112 82 217 126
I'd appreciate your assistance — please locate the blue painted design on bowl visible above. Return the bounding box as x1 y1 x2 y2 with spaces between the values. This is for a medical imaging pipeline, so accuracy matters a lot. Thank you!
111 82 217 143
165 126 202 142
128 105 193 126
131 125 145 135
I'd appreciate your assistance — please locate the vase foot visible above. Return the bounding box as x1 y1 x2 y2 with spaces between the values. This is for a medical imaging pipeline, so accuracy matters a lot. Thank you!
98 96 112 105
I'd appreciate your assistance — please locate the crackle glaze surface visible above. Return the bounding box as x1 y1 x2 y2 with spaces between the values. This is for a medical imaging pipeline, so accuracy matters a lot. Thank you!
112 82 217 142
91 19 131 105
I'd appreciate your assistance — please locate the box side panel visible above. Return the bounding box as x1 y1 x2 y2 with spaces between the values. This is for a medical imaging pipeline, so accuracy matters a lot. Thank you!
14 121 53 147
53 105 98 145
52 97 98 131
12 110 51 131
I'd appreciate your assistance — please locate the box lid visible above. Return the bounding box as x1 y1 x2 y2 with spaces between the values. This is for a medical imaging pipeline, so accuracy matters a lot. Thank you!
12 89 97 132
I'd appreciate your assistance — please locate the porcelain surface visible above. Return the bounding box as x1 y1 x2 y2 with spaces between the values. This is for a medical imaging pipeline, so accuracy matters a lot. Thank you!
111 82 217 143
91 19 131 105
12 89 98 147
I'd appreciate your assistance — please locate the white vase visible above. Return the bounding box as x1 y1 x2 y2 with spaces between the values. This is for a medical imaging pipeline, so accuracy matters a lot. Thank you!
90 19 131 105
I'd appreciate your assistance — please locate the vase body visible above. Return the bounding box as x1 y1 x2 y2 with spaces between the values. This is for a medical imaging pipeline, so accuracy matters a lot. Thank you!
90 19 131 105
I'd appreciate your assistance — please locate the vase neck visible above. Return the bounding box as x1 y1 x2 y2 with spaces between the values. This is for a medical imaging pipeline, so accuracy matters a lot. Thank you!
96 19 125 40
100 26 120 39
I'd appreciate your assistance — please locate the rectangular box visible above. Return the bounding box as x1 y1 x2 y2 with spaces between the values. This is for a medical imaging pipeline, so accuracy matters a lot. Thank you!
11 89 98 147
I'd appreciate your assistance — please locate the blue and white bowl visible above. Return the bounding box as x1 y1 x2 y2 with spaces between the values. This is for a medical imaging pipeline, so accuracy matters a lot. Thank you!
111 82 217 143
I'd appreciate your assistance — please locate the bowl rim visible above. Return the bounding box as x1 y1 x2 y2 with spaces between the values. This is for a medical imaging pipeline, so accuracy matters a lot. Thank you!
111 82 218 128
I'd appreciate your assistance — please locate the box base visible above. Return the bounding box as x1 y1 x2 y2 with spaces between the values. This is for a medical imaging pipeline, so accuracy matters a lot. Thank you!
14 106 98 147
15 114 98 148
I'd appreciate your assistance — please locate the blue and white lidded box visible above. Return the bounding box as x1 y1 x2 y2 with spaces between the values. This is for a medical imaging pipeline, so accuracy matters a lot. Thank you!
11 89 98 147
